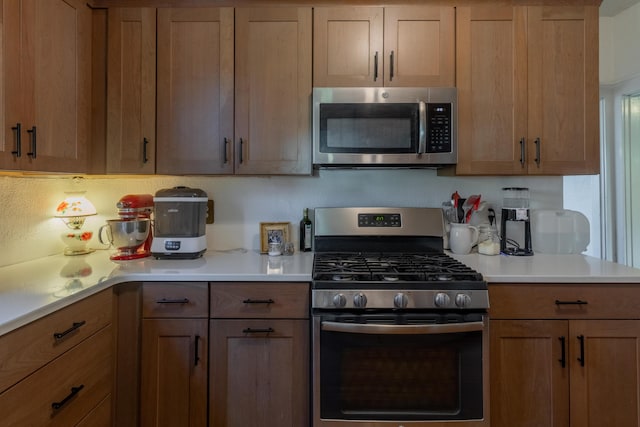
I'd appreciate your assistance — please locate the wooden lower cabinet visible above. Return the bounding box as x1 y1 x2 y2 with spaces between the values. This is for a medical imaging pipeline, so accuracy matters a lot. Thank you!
0 325 113 426
209 282 310 427
490 284 640 427
140 283 209 427
141 318 208 427
209 319 309 427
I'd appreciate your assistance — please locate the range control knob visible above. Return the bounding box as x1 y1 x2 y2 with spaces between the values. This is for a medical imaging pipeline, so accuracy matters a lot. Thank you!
393 293 409 308
332 293 347 308
434 292 451 308
353 292 368 308
455 293 472 308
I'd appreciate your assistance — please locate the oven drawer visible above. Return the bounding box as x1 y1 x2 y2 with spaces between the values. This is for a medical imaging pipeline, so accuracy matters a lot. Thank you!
0 325 112 426
211 283 309 319
489 283 640 319
0 289 112 394
142 282 209 318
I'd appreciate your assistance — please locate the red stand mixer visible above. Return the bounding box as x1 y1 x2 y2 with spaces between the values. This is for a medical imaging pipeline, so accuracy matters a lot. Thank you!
112 194 154 260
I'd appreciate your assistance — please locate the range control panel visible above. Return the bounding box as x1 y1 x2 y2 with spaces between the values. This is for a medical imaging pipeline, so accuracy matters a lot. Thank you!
358 213 401 228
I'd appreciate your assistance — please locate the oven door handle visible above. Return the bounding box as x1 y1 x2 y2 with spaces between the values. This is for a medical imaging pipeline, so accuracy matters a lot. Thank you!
321 320 484 335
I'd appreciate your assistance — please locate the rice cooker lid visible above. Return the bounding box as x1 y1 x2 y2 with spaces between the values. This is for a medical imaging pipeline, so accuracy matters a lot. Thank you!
154 186 207 200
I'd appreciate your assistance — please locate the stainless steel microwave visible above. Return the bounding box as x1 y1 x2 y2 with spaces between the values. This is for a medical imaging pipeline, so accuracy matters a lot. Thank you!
312 87 457 168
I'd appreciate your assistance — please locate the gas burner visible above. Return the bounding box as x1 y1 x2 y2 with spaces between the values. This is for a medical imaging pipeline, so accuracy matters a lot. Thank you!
382 275 399 282
436 275 453 281
332 275 354 282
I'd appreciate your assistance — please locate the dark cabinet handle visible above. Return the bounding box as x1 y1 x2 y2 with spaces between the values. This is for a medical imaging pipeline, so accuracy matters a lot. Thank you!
558 336 566 368
27 126 36 159
53 320 86 341
374 51 379 81
242 298 274 304
156 298 190 304
143 137 149 163
555 300 588 305
519 137 525 166
223 137 229 164
242 327 274 334
51 385 84 410
194 335 200 366
534 137 541 166
11 123 21 157
239 138 244 164
577 335 585 366
389 50 394 81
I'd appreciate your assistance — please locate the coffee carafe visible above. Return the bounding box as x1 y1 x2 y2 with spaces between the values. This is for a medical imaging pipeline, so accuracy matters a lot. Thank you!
500 187 533 256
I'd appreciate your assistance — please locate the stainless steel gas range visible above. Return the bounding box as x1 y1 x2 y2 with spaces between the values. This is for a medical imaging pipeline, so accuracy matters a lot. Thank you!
311 207 490 427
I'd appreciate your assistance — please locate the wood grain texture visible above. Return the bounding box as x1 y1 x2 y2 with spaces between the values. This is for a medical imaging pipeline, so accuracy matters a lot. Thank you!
210 282 309 319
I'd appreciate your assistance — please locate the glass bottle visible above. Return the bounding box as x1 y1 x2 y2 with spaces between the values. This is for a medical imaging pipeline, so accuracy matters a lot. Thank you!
299 208 312 252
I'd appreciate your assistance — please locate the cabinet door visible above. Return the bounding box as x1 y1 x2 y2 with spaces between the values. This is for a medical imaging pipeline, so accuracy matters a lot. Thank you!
490 319 570 427
107 7 156 174
569 320 640 427
383 6 455 87
3 0 91 172
156 8 234 175
527 6 599 175
313 7 383 87
234 7 312 175
1 0 21 170
210 319 309 427
455 6 528 175
141 319 208 427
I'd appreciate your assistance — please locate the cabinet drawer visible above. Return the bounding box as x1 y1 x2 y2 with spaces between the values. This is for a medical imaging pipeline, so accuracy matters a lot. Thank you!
489 283 640 319
211 283 309 319
0 289 112 393
142 282 209 318
0 325 113 426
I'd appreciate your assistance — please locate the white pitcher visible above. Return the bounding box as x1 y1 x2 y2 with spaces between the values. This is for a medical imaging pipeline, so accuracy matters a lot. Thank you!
449 223 479 255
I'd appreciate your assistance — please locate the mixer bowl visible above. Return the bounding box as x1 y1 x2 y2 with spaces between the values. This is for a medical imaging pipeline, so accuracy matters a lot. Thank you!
100 218 150 250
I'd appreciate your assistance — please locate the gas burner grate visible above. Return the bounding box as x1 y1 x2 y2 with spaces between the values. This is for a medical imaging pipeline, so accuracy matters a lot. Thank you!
313 252 484 283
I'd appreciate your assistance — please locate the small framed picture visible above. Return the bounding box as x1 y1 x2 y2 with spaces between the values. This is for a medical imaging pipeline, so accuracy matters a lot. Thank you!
260 222 290 253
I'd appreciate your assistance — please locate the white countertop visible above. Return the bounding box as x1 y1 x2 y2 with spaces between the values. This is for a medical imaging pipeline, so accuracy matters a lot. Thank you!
448 252 640 283
2 248 640 337
0 249 313 337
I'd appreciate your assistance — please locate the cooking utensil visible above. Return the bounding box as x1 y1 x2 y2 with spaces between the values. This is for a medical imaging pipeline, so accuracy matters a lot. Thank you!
463 195 482 223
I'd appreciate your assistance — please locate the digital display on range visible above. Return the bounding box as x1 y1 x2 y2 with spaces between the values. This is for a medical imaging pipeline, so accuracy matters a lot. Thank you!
358 213 401 227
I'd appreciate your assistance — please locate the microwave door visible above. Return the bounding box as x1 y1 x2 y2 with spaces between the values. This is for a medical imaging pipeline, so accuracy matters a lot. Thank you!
317 102 421 161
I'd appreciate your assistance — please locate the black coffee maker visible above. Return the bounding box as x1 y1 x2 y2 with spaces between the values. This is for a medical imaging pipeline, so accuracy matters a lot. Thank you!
500 187 533 256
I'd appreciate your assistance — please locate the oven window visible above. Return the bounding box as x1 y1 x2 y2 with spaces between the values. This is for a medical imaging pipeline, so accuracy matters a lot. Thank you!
319 103 418 153
319 327 483 421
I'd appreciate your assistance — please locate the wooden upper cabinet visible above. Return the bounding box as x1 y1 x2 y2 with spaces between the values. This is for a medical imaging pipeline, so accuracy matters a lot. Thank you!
156 7 234 175
234 7 312 175
455 6 528 175
313 6 454 87
526 6 599 175
1 0 90 172
455 5 599 176
107 7 156 174
313 7 383 87
383 7 455 87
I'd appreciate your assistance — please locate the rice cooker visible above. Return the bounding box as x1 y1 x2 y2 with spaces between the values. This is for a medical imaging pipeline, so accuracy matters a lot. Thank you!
151 186 208 259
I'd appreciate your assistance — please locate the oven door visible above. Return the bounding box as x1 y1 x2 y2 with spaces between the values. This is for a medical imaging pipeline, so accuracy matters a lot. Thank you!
312 313 488 426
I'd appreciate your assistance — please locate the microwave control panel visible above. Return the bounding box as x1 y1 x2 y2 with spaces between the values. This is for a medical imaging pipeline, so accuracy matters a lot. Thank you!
426 103 452 153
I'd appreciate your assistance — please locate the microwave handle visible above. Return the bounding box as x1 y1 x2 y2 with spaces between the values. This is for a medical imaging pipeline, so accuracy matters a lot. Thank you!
418 101 427 154
321 320 484 335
